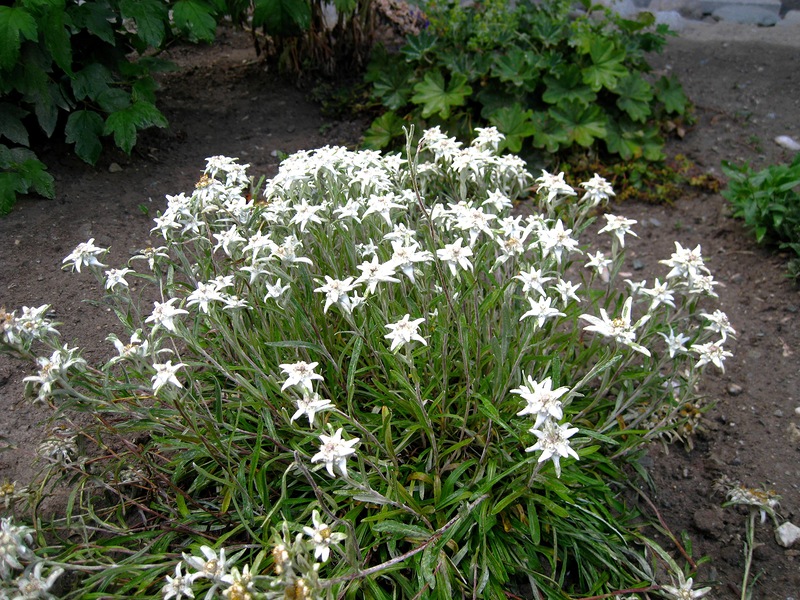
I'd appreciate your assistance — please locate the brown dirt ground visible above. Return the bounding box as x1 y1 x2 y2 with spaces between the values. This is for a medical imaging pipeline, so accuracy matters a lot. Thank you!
2 23 800 600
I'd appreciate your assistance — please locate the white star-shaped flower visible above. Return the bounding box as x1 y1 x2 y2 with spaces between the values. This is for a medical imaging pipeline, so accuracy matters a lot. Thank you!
384 314 427 352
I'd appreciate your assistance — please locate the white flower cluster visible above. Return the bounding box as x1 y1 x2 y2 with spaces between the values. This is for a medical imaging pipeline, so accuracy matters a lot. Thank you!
0 517 63 599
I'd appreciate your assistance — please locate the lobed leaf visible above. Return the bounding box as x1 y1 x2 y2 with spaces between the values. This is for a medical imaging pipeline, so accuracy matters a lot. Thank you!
0 6 37 72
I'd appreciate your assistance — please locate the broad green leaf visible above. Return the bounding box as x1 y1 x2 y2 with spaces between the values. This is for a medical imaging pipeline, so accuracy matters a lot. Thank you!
549 101 607 147
333 0 356 15
542 65 596 106
604 118 664 161
0 103 30 146
253 0 311 35
411 71 472 120
362 111 405 150
69 1 116 45
0 6 38 72
132 76 158 104
96 88 132 113
119 0 168 48
371 68 414 111
17 60 62 137
14 157 54 198
655 75 688 115
103 109 137 154
128 100 168 129
440 49 491 82
65 110 104 165
0 172 27 214
488 104 536 154
613 73 653 122
491 49 539 90
41 1 72 75
173 0 217 42
582 37 627 92
400 30 437 62
529 111 569 153
72 63 113 102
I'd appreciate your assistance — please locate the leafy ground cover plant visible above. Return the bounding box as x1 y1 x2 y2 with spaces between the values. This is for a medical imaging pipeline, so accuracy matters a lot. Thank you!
363 0 689 170
721 153 800 280
0 128 731 599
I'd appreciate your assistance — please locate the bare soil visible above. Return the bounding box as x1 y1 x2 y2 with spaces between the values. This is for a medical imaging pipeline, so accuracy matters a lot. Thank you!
2 23 800 600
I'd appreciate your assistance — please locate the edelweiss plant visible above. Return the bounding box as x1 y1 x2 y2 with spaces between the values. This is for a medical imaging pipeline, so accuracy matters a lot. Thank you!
1 127 731 598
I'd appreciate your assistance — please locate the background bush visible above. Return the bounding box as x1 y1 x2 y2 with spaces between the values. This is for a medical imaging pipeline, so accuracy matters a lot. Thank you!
364 0 689 168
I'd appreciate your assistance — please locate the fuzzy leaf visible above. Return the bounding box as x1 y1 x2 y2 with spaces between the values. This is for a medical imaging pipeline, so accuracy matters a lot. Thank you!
363 111 405 150
371 68 414 111
253 0 311 35
65 110 104 165
0 103 30 146
542 65 596 106
488 104 536 154
0 6 38 72
613 73 653 122
582 37 627 92
173 0 217 42
529 111 569 153
400 30 437 62
549 101 607 148
411 71 472 120
119 0 168 48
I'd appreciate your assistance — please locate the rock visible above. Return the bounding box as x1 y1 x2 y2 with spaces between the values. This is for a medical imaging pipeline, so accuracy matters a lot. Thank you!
775 135 800 151
727 383 744 396
633 259 645 271
794 406 800 416
108 163 123 173
775 522 800 548
654 10 689 31
779 9 800 25
713 5 780 25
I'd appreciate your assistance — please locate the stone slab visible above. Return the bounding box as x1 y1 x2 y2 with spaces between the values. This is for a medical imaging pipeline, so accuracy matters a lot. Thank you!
779 9 800 23
700 0 781 15
713 4 781 23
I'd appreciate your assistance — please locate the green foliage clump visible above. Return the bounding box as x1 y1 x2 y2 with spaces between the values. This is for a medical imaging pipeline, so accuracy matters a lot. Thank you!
364 0 689 166
1 129 727 599
722 154 800 279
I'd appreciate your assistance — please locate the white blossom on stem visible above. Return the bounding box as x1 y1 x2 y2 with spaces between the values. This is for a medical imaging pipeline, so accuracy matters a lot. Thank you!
311 428 360 478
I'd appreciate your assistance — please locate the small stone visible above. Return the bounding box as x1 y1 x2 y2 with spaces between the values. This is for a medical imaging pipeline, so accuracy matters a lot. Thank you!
727 383 744 396
775 136 800 151
632 259 645 271
776 522 800 548
794 407 800 416
774 409 784 418
108 163 123 173
649 217 662 227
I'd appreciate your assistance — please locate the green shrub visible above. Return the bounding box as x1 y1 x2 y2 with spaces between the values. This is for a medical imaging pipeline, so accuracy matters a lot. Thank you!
1 128 726 598
364 0 689 166
0 0 376 215
722 154 800 278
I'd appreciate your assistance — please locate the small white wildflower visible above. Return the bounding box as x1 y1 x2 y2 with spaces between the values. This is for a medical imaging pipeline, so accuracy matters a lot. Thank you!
104 267 135 291
151 361 186 393
183 545 233 583
539 219 579 264
264 278 291 302
280 361 323 394
220 565 254 600
186 281 224 314
162 563 195 600
0 517 34 579
579 297 651 356
700 309 736 341
525 420 580 478
291 391 334 425
514 267 552 298
108 330 149 364
355 256 400 295
302 509 347 563
520 296 565 329
535 170 576 206
132 246 170 271
585 251 612 274
314 276 358 314
641 278 675 310
290 198 327 232
691 340 732 372
660 242 709 281
311 428 360 478
658 329 691 358
145 299 189 334
437 238 474 277
13 561 64 599
512 375 569 430
553 279 581 306
660 572 711 600
62 238 107 272
384 314 427 352
598 214 638 248
579 174 615 207
389 240 433 284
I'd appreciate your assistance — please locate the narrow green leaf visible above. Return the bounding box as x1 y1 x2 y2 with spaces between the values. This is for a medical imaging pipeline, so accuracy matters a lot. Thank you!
372 520 431 541
65 110 104 165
